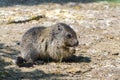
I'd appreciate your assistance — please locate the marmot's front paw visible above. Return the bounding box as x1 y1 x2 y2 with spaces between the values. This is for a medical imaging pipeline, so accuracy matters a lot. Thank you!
69 47 76 54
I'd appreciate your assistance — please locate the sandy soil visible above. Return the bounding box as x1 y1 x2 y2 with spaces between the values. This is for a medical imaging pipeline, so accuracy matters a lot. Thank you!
0 1 120 80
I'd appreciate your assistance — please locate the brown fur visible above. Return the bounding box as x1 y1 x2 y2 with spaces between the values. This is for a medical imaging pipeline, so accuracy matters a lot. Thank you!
16 23 78 66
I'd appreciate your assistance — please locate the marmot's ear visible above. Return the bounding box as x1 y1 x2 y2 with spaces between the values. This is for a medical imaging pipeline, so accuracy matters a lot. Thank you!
51 24 62 35
57 24 62 31
50 25 63 42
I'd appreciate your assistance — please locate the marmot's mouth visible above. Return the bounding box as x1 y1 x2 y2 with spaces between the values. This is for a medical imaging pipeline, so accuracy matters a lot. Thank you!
66 45 72 47
65 41 79 47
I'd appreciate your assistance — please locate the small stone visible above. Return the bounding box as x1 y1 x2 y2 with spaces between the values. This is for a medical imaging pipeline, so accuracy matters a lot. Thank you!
112 53 119 55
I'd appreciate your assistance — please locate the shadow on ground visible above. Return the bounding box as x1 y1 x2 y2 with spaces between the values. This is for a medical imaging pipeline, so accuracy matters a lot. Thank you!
63 55 91 63
0 0 110 7
0 59 67 79
0 43 67 79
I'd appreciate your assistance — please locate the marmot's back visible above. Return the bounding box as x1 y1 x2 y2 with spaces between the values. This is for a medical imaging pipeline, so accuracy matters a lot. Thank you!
21 27 46 46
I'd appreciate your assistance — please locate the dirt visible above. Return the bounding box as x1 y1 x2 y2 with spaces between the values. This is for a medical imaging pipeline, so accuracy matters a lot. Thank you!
0 1 120 80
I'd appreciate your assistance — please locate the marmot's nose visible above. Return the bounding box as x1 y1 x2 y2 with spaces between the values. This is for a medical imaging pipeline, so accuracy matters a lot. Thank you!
74 40 79 46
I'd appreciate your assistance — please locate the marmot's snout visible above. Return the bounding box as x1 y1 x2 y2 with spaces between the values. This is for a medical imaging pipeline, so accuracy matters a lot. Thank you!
65 39 79 47
70 39 79 47
73 39 79 46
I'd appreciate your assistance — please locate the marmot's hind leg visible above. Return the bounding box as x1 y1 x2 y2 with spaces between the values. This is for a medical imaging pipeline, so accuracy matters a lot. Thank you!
15 56 26 67
15 50 33 67
16 44 40 67
16 50 39 67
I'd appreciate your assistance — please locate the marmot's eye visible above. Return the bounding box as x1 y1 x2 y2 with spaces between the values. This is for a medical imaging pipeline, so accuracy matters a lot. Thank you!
66 33 72 39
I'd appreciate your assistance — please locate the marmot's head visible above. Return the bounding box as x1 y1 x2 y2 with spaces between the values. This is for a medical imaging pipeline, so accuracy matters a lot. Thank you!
50 23 79 47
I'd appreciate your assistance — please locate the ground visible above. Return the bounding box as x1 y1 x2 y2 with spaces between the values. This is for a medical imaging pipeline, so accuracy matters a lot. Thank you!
0 1 120 80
